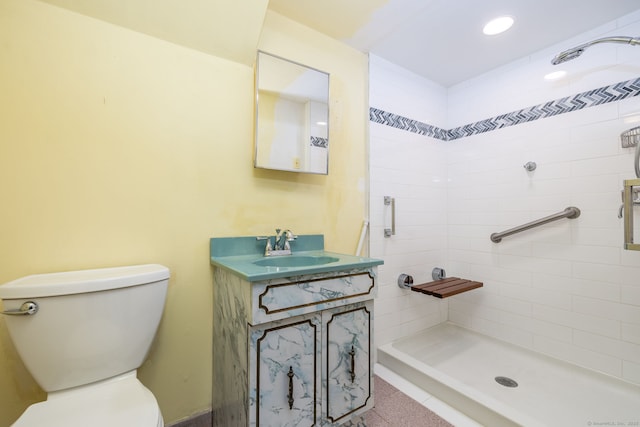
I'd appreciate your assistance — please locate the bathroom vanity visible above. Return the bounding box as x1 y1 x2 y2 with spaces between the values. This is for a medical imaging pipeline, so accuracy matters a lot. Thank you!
210 235 383 426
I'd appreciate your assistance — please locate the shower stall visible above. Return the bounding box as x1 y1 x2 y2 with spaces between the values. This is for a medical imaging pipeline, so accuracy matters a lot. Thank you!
369 17 640 425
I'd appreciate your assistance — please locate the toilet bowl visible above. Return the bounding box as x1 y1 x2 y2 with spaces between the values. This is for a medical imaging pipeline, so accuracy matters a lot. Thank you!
12 372 163 427
0 264 169 427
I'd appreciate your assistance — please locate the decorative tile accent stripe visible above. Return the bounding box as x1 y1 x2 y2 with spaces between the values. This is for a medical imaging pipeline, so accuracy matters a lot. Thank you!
370 77 640 141
369 108 450 141
311 136 328 148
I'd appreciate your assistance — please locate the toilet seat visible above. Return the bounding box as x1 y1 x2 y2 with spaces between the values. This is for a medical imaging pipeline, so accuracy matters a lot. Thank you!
12 372 163 427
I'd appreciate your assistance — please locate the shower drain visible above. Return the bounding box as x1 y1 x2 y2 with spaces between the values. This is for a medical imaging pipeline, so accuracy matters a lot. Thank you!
495 376 518 388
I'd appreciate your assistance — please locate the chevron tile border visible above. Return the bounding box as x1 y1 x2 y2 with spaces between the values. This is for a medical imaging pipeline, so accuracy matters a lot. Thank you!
311 136 328 148
370 77 640 141
369 108 450 140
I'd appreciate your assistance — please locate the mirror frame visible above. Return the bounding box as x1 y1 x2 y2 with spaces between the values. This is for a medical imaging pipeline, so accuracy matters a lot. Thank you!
254 51 330 175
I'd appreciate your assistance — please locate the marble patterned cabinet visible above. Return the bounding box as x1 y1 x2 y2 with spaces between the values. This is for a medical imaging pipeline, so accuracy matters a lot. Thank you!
210 236 382 427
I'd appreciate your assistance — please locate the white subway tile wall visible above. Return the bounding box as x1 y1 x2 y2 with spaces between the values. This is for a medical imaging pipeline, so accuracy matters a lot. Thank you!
370 56 449 347
370 10 640 385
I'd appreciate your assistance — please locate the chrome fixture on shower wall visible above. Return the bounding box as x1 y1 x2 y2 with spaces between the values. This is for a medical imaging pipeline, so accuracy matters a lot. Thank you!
621 126 640 148
490 207 580 243
384 196 396 237
621 126 640 179
432 267 446 281
551 36 640 65
620 125 640 251
397 273 413 289
618 188 640 219
623 179 640 250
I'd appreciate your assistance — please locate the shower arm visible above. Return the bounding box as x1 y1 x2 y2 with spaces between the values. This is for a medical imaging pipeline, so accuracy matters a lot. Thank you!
552 36 640 65
583 36 640 47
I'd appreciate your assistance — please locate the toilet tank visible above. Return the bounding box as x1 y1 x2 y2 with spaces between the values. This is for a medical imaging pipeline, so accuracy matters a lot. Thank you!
0 264 169 392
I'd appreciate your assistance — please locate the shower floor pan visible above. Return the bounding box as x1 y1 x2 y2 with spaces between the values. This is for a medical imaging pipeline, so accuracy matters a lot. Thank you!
378 322 640 427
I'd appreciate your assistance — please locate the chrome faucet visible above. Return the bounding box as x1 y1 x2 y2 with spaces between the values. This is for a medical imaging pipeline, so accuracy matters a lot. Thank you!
275 229 296 251
257 228 297 256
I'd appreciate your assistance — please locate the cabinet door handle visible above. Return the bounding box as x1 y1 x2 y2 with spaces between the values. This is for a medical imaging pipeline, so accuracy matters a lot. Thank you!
349 346 356 383
287 366 295 410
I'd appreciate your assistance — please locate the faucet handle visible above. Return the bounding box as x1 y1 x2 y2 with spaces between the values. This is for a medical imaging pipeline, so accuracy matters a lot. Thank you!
256 236 273 256
281 230 297 251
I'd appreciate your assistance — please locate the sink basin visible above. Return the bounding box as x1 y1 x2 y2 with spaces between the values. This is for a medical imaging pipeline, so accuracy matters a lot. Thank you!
253 255 339 268
211 236 384 281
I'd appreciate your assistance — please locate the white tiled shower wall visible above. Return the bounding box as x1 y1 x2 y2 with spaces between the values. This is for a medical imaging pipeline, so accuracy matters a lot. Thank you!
369 55 449 347
370 9 640 385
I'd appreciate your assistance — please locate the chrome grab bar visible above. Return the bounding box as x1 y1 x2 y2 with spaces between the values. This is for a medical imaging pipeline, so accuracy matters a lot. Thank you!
624 179 640 251
490 207 580 243
384 196 395 237
1 301 39 316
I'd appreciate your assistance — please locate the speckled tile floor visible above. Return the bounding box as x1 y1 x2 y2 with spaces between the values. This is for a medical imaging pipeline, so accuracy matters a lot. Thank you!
365 376 454 427
187 370 469 427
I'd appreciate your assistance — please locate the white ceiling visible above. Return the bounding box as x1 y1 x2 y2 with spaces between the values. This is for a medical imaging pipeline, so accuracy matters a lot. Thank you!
269 0 640 87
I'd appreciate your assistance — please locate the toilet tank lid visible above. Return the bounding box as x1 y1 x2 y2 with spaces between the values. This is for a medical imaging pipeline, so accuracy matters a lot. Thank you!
0 264 170 299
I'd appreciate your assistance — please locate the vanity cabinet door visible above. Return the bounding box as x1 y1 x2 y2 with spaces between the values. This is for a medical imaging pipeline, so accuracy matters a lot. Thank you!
323 303 372 424
250 315 321 427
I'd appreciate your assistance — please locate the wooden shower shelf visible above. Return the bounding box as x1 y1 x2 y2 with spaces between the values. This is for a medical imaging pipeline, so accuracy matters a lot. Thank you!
411 277 483 299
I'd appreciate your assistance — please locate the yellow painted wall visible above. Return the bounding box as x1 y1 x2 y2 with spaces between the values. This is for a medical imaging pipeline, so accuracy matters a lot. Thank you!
0 1 368 425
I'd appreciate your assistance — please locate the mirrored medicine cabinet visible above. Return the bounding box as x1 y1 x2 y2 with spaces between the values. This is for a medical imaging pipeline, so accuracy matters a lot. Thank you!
254 51 330 174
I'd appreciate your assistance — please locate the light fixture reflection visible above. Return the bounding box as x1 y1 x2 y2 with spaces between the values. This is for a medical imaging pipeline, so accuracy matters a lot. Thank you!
544 70 567 80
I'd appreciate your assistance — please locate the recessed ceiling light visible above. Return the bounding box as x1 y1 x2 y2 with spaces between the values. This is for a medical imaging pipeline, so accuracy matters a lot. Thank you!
544 70 567 80
483 16 514 35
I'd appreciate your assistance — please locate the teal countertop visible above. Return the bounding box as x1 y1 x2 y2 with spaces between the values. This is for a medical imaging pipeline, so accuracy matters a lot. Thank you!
210 235 383 281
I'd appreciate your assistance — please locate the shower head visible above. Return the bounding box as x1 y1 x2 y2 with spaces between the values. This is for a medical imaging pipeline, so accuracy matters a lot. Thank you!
551 46 586 65
551 36 640 65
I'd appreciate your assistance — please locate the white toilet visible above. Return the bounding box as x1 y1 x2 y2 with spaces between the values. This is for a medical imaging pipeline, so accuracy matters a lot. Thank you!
0 264 169 427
